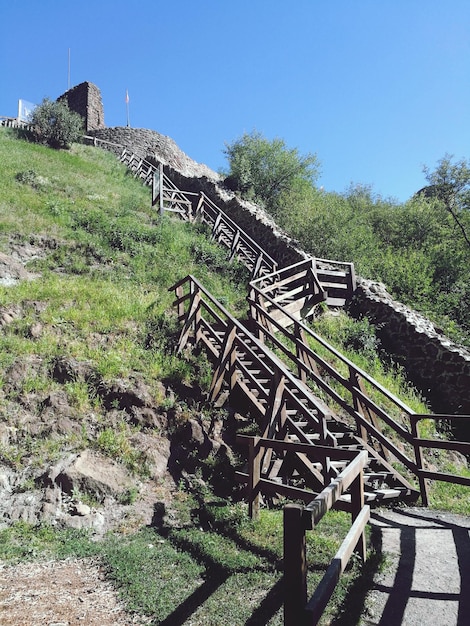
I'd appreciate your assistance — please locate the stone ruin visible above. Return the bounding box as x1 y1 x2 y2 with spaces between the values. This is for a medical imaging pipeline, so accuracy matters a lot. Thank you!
57 81 104 132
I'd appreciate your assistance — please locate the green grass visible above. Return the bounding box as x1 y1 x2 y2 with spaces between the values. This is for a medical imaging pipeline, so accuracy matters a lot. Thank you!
0 484 376 625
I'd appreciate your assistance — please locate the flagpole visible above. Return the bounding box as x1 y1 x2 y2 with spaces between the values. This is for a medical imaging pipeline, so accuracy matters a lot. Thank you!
125 89 130 128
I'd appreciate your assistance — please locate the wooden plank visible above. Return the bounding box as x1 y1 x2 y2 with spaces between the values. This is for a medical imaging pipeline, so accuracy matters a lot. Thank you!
305 505 370 624
419 470 470 487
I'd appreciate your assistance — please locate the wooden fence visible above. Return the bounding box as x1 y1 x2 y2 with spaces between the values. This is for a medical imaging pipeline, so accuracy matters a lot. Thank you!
248 275 470 505
170 274 335 450
282 449 369 626
119 147 278 279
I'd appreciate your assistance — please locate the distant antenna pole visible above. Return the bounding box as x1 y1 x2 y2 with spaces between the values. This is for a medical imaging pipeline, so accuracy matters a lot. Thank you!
125 89 130 127
67 48 71 90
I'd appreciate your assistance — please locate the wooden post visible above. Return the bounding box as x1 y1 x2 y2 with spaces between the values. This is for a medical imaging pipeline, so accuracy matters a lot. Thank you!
349 368 369 442
284 504 307 626
208 323 237 403
195 192 205 220
152 168 159 207
294 323 308 384
176 284 201 353
211 213 222 241
350 468 366 562
410 416 429 506
350 368 389 460
159 162 164 218
229 229 241 261
175 284 185 321
248 436 261 520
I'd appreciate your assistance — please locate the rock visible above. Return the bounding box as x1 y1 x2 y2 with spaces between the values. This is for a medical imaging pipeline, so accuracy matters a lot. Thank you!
28 322 43 338
0 424 15 446
72 502 91 516
40 391 75 420
51 356 96 384
129 432 170 479
130 407 162 429
53 449 134 502
98 376 154 412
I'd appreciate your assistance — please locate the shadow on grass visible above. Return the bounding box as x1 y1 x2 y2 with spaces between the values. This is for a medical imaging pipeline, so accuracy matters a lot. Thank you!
150 500 284 625
154 566 229 626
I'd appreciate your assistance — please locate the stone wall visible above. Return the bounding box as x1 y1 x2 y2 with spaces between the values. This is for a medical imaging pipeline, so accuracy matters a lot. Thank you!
350 279 470 418
86 126 470 419
58 82 104 132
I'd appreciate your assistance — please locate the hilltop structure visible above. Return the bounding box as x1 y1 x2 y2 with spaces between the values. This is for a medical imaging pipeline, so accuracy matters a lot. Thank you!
57 81 104 132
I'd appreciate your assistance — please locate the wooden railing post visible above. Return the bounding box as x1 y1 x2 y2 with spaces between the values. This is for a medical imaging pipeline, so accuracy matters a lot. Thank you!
410 416 429 506
208 323 237 403
158 162 164 218
175 284 185 321
176 283 201 353
350 368 369 442
284 504 307 626
248 436 261 520
350 467 366 562
349 368 389 460
195 192 205 220
152 168 159 208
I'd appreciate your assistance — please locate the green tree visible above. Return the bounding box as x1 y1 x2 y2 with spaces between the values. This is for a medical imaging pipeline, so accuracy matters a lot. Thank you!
222 130 319 215
30 98 83 149
422 154 470 249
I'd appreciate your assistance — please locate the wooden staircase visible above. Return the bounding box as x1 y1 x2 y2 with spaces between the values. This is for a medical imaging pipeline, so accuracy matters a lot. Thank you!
118 146 356 296
170 275 419 510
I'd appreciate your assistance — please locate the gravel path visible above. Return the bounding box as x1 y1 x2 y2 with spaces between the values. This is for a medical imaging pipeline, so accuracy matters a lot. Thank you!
360 507 470 626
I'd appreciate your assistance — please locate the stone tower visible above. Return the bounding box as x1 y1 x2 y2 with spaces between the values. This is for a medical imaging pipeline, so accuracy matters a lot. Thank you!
57 81 105 132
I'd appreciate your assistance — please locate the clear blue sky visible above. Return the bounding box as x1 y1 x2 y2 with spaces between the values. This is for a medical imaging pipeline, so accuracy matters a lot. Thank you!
2 0 470 202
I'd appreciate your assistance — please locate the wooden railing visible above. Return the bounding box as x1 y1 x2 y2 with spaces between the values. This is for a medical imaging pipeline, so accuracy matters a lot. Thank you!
283 449 369 626
249 258 355 329
193 191 278 278
249 259 327 330
237 435 369 625
248 281 470 505
170 274 336 449
119 147 277 278
313 257 356 306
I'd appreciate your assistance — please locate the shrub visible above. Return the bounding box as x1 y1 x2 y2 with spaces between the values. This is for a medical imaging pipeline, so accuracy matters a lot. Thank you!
30 98 83 149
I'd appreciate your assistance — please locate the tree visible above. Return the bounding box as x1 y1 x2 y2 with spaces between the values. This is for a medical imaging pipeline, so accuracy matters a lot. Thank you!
223 131 320 215
30 98 83 149
422 154 470 249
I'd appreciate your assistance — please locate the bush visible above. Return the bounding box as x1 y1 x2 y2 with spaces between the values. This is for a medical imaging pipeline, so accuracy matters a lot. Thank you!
30 98 83 149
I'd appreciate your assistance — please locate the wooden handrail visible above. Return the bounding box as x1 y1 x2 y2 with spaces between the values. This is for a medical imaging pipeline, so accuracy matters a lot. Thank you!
283 450 370 626
169 274 333 444
249 274 470 506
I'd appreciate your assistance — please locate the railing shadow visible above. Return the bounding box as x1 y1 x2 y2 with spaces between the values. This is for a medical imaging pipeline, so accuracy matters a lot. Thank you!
366 508 470 626
148 500 283 625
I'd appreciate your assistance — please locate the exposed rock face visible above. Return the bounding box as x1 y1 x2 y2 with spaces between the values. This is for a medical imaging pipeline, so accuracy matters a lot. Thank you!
49 449 134 501
88 127 217 179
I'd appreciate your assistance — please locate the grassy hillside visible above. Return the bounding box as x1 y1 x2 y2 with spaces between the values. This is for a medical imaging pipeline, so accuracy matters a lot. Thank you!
0 128 467 624
0 128 374 625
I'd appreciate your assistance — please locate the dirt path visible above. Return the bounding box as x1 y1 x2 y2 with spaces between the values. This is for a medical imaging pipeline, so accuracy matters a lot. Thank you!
361 507 470 626
0 557 152 626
